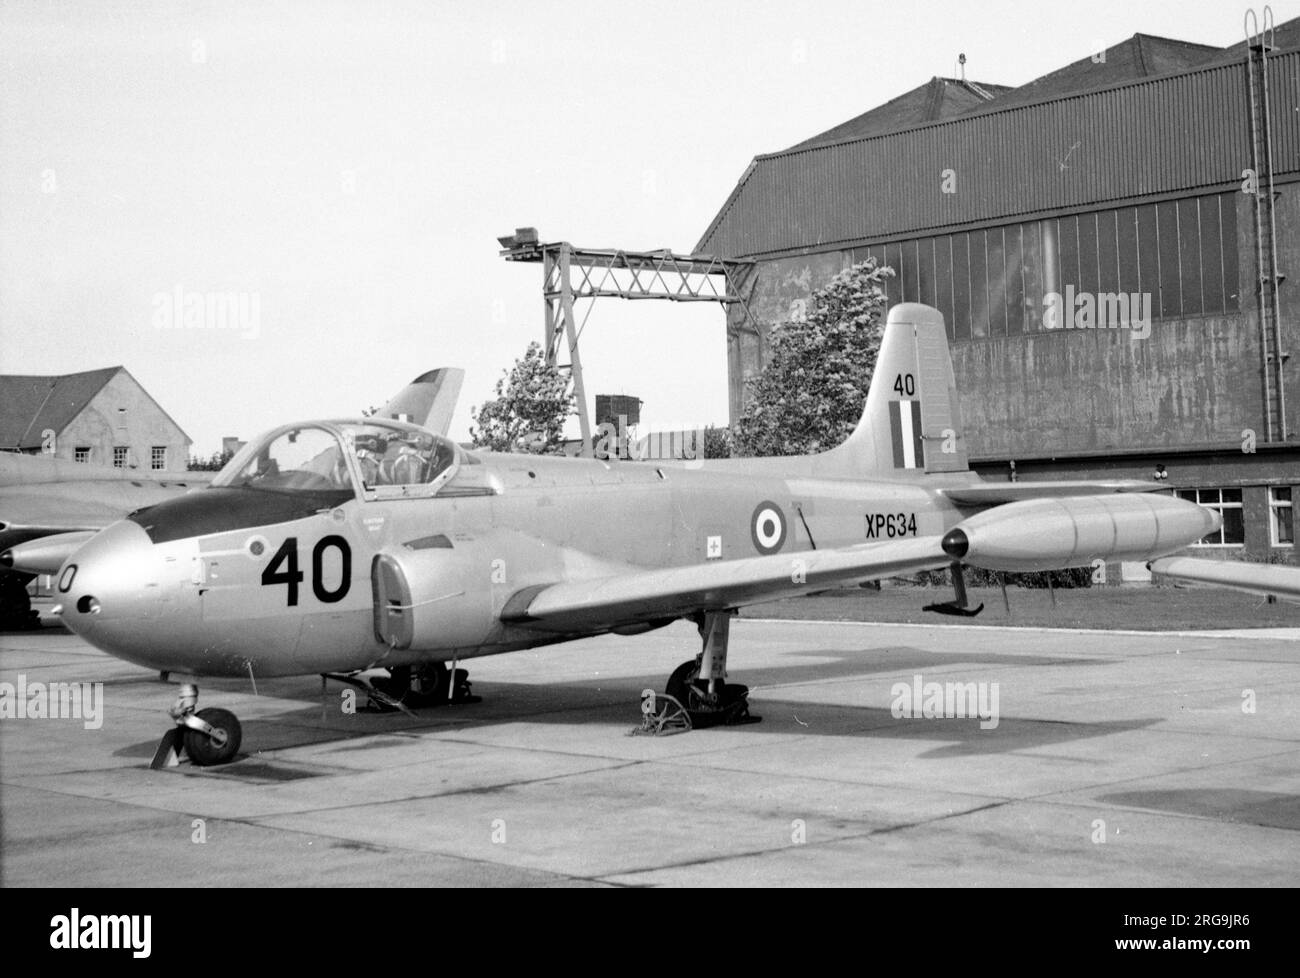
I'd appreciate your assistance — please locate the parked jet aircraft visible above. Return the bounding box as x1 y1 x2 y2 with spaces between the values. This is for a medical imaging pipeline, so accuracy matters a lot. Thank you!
0 455 213 628
0 368 464 627
38 305 1218 765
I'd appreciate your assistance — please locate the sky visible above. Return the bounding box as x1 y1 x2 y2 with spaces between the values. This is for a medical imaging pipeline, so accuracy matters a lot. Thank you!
0 0 1269 456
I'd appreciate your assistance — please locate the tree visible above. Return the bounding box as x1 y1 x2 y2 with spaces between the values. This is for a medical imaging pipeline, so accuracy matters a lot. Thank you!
701 424 733 459
187 449 235 471
731 258 893 457
470 341 574 454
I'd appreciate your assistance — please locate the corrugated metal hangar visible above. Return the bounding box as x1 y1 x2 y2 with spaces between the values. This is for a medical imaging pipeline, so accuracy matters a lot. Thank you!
700 21 1300 564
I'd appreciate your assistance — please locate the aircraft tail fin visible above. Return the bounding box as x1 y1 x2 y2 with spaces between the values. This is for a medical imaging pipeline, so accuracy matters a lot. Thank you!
820 303 968 477
378 368 465 436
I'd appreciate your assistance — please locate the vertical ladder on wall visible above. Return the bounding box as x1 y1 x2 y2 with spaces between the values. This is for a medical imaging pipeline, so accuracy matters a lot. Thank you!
1245 6 1289 441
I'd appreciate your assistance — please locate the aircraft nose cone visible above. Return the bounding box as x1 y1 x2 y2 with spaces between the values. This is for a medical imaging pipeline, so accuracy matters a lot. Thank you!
941 528 969 559
57 520 163 633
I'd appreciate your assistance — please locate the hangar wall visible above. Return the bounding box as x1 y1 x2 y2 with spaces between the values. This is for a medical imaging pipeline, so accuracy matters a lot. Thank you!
711 37 1300 564
945 190 1286 457
726 189 1300 457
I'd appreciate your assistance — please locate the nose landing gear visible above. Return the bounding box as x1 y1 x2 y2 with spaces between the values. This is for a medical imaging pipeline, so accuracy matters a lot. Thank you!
150 684 243 769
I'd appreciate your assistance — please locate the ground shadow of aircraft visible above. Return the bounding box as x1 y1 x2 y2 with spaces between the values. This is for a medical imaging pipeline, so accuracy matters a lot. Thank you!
1096 788 1300 831
104 642 1147 767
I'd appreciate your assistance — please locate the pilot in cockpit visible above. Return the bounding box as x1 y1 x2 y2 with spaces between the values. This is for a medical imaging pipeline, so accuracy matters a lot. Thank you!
353 433 387 487
386 436 429 484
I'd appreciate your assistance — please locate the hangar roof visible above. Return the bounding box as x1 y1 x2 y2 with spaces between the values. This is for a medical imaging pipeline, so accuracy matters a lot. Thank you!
1206 14 1300 65
788 77 1013 151
786 34 1219 152
961 34 1219 115
698 23 1295 260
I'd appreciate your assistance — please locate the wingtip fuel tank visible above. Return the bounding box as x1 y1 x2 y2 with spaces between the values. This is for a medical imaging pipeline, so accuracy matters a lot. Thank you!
941 494 1220 572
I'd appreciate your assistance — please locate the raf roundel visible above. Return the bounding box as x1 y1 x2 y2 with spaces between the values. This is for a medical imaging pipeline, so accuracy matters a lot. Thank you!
750 501 787 555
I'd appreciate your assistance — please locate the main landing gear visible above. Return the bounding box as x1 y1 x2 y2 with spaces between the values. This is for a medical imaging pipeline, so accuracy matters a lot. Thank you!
150 683 243 769
663 610 759 728
352 661 480 713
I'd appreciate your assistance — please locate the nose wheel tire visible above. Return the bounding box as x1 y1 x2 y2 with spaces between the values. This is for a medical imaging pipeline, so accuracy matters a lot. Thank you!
150 685 245 769
181 707 242 766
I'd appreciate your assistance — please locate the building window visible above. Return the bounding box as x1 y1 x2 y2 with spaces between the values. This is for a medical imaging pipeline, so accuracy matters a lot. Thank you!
953 234 971 340
1177 488 1244 546
864 191 1238 341
74 447 91 464
151 446 166 470
1270 487 1293 546
113 447 128 468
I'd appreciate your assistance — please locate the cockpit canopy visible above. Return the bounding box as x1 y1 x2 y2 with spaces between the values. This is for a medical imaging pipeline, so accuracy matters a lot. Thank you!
212 420 472 500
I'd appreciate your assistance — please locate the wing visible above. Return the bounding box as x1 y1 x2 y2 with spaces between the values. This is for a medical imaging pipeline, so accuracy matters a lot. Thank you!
501 536 949 633
0 480 206 552
0 490 120 569
0 490 127 532
941 480 1158 507
1150 556 1300 605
